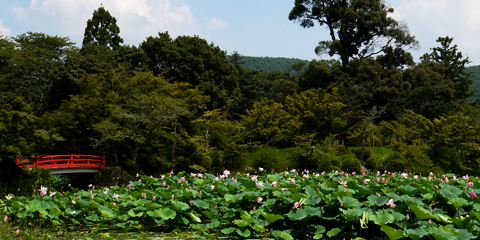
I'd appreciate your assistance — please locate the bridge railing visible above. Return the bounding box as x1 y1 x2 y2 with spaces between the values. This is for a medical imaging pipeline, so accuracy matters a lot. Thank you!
16 155 105 169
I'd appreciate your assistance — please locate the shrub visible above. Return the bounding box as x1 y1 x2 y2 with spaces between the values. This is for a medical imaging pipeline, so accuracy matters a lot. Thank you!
403 145 433 175
335 145 349 155
330 154 342 168
372 136 383 147
342 157 362 173
93 166 132 187
354 147 371 161
384 157 407 173
429 147 463 174
365 158 377 170
248 147 297 172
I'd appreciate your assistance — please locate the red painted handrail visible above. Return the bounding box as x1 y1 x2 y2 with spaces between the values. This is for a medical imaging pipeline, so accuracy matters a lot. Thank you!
16 154 105 169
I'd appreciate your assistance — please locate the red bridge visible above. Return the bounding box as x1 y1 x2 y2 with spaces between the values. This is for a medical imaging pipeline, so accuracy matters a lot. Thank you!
16 154 105 175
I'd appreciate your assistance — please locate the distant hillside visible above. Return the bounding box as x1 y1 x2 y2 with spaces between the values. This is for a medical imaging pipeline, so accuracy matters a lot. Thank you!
228 57 480 101
227 55 309 72
467 65 480 101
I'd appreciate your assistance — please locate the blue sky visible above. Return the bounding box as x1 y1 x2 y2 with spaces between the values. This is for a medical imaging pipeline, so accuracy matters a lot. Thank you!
1 0 480 65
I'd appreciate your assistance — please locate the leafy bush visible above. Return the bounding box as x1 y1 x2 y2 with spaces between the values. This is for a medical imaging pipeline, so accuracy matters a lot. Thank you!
429 147 464 174
341 156 362 173
384 156 406 173
248 147 297 172
402 145 433 175
354 147 371 161
335 145 349 154
364 157 377 170
372 136 383 147
329 153 342 168
93 166 133 187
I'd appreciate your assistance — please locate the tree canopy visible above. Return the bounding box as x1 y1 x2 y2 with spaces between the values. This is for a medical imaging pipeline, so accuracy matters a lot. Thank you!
83 6 124 49
289 0 417 66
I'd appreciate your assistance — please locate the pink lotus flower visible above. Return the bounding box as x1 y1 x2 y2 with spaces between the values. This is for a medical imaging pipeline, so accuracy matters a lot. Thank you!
257 197 263 204
4 215 7 222
386 199 396 208
294 202 300 209
210 185 215 191
39 186 48 196
468 182 474 187
272 181 278 187
15 229 20 234
471 191 477 198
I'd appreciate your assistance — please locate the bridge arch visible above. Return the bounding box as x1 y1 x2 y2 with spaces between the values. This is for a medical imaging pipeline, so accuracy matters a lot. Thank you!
16 154 105 175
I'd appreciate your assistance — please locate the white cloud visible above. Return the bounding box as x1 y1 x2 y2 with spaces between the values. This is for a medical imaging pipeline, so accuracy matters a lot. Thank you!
389 0 480 64
11 0 201 45
0 19 12 37
207 17 228 31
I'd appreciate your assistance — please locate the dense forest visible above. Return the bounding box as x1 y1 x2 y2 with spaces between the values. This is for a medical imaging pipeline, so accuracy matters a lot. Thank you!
1 1 480 192
233 56 480 102
227 55 310 73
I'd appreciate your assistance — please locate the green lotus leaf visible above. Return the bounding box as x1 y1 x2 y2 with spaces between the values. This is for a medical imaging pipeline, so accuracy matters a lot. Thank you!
438 185 462 199
448 197 469 208
192 199 210 209
339 195 362 208
99 205 116 219
234 219 250 227
427 226 457 240
303 206 322 217
262 213 284 223
326 228 341 238
276 230 294 240
221 227 236 235
340 208 364 219
172 200 190 211
286 209 308 221
367 195 389 206
158 208 176 220
236 227 251 237
381 225 406 240
405 227 428 240
369 212 395 225
410 204 435 220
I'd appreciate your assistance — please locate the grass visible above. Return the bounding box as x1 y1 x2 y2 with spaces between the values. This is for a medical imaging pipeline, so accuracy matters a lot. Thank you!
369 147 401 162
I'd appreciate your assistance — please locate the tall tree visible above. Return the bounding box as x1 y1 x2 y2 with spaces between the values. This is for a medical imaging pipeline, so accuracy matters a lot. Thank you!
82 6 124 49
141 32 240 113
288 0 417 66
0 32 74 113
421 36 472 101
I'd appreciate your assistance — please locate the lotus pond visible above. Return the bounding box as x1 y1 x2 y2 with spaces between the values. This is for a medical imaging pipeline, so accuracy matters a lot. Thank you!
1 169 480 239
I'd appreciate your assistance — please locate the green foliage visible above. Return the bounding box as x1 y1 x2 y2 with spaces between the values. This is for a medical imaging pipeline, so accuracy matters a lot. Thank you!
354 148 371 160
247 147 298 172
242 99 296 146
289 0 417 66
141 32 239 111
82 7 123 49
341 156 362 173
421 36 472 101
92 166 132 187
228 55 309 73
5 170 480 239
285 88 346 141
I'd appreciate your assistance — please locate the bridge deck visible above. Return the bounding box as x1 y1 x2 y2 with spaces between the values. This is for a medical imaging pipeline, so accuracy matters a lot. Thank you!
16 154 105 174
